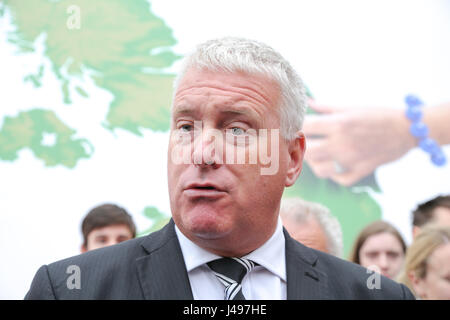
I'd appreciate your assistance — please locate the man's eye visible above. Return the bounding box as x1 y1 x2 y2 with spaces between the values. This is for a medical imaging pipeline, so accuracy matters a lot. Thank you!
230 127 245 135
179 124 192 132
96 237 107 244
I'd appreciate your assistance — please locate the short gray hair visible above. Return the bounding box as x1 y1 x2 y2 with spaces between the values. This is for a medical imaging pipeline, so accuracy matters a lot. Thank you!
280 197 344 257
173 37 307 140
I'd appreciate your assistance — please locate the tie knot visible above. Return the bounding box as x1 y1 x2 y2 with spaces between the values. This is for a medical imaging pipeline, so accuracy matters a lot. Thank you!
207 257 258 300
207 257 257 284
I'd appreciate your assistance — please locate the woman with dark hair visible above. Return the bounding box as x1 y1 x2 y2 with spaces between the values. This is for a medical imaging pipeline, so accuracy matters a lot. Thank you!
349 220 406 279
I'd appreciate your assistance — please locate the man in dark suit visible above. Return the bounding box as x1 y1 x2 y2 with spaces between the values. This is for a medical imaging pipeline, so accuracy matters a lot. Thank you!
25 37 414 300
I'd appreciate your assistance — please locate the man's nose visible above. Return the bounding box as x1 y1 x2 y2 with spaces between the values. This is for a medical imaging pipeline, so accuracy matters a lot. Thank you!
192 126 224 168
105 240 118 247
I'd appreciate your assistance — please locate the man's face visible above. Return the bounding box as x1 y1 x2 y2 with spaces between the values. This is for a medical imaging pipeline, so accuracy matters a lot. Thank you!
282 217 329 254
413 206 450 238
82 224 133 252
432 206 450 226
168 68 304 256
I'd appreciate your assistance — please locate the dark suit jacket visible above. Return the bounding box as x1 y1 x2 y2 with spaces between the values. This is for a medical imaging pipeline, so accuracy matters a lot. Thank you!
25 219 415 299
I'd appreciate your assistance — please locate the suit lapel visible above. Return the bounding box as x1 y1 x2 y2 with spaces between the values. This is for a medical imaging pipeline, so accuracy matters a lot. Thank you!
284 228 329 299
135 222 329 299
136 220 194 299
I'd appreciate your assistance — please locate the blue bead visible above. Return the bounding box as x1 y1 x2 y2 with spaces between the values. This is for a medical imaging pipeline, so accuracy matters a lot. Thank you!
405 106 423 121
405 94 424 108
410 122 429 138
431 150 447 166
419 138 439 153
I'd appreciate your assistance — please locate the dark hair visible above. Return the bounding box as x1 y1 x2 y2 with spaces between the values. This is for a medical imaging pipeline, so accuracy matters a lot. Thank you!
349 220 407 265
81 203 136 247
412 195 450 227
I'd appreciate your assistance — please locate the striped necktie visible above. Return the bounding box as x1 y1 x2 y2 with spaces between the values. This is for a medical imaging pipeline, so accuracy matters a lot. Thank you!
207 257 257 300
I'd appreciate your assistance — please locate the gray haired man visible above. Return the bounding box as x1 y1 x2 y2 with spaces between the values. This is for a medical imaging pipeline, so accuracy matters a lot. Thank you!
280 197 343 257
25 37 414 300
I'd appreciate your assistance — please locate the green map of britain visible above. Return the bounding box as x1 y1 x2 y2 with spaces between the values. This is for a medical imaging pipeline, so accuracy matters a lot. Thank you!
0 0 381 255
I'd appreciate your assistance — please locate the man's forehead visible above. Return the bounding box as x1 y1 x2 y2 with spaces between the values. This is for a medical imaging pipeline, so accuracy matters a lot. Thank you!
172 96 255 115
178 67 272 83
432 206 450 224
174 68 280 105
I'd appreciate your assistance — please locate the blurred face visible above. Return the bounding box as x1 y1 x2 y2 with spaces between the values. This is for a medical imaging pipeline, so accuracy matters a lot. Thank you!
168 68 304 257
433 207 450 226
413 207 450 238
283 217 329 254
359 232 405 279
412 243 450 300
82 224 133 252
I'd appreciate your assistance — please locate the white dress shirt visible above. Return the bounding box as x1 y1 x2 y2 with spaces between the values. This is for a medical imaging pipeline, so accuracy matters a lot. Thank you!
175 217 287 300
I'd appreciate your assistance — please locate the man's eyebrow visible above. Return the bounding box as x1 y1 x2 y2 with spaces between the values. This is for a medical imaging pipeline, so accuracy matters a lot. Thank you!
219 107 263 123
172 105 253 117
219 109 250 116
172 105 194 115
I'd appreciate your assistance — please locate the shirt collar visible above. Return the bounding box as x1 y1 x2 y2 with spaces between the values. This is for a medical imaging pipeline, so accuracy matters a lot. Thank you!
242 217 286 281
175 217 286 281
175 225 222 272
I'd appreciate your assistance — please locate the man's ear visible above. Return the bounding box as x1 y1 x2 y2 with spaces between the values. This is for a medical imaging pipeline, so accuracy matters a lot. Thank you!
412 226 421 239
285 131 306 187
81 244 88 253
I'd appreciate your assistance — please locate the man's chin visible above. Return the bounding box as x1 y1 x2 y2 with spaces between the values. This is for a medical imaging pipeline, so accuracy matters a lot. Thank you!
179 209 229 234
190 223 230 240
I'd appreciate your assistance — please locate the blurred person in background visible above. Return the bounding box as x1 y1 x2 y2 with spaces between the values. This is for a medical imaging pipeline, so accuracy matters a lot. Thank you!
81 203 136 252
412 195 450 239
349 220 406 279
397 225 450 300
280 197 343 257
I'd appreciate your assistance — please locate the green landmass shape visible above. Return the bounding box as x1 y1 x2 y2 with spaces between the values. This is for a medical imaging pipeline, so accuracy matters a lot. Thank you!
24 65 44 88
138 206 170 237
0 109 92 168
3 0 180 134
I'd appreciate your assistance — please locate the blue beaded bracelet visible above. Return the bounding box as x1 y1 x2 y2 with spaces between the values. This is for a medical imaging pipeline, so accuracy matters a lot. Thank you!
405 94 447 166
